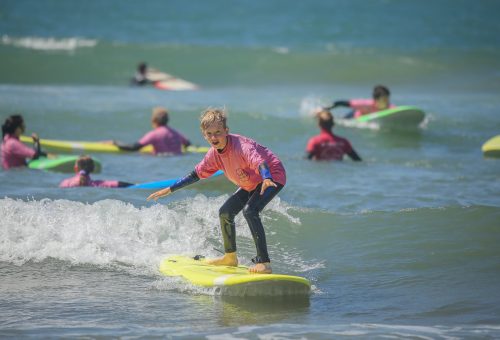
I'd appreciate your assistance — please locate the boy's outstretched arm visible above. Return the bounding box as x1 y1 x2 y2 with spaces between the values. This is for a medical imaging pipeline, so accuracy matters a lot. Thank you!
147 187 172 201
146 170 200 201
325 100 350 110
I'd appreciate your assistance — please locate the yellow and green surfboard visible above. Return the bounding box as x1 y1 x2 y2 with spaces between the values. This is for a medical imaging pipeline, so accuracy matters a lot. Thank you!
160 255 311 297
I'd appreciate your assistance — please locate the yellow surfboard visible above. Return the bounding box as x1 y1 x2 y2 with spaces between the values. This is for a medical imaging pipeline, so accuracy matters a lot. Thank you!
482 135 500 158
20 135 208 154
159 255 311 296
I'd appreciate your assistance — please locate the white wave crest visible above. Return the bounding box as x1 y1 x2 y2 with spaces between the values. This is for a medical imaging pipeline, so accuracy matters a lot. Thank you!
0 196 308 273
1 35 97 51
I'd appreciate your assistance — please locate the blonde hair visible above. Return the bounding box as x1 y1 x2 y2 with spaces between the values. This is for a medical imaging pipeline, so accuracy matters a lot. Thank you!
152 106 169 126
315 109 334 130
200 107 227 131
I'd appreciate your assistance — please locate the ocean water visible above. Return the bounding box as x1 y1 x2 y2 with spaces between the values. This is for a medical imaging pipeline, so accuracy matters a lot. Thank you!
1 0 500 338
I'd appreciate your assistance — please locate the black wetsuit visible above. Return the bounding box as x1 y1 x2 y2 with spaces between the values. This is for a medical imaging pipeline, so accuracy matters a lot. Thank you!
219 182 283 264
170 164 282 264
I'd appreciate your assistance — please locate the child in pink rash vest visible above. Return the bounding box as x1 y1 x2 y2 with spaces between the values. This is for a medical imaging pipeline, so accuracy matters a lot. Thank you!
327 84 396 119
146 107 286 274
306 109 362 161
59 155 132 188
2 114 45 170
113 106 191 155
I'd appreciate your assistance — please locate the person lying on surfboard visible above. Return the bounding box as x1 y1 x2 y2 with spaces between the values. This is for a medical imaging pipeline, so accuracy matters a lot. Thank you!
147 107 286 274
59 155 132 188
326 84 395 119
2 114 46 170
306 109 362 161
130 62 149 86
113 107 191 156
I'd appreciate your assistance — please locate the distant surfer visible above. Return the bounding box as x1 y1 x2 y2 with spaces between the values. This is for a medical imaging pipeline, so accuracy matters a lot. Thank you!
326 85 395 119
59 155 132 188
113 107 191 156
131 62 149 86
1 114 46 170
306 109 362 161
147 107 286 274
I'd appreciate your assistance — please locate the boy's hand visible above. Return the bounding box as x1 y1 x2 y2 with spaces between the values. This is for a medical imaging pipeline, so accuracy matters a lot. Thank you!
147 187 172 201
260 179 277 195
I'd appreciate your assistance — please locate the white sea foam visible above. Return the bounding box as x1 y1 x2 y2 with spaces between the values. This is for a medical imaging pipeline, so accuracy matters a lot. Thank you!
0 196 310 276
336 117 380 130
272 46 289 54
299 96 325 117
1 35 97 51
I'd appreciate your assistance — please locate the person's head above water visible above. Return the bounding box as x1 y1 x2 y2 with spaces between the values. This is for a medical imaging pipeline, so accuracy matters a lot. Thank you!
2 114 25 138
373 85 391 110
200 107 229 151
316 109 334 131
74 155 95 175
151 107 169 127
138 62 147 74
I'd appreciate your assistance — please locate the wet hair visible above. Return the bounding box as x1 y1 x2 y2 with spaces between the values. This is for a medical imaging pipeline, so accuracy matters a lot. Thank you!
200 107 227 131
316 109 334 130
2 114 24 139
75 155 95 186
138 62 147 74
373 85 390 100
152 107 169 126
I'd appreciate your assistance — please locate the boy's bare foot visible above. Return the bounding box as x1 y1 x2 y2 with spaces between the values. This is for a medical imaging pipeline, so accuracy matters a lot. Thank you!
249 262 272 274
206 252 238 267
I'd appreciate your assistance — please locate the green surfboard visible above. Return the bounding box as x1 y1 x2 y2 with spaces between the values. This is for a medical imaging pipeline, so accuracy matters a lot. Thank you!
355 105 425 126
28 155 102 173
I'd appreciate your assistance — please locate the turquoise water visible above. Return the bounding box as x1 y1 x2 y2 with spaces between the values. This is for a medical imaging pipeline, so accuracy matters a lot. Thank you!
1 0 500 338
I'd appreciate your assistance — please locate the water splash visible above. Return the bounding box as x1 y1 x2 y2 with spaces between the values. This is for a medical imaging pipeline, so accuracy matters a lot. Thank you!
1 35 97 51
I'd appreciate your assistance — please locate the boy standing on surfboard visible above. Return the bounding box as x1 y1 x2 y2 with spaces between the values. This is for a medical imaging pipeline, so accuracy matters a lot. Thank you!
147 107 286 274
327 84 396 119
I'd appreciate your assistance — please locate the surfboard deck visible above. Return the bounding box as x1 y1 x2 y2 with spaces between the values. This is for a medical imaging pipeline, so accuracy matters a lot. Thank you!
128 170 224 189
20 135 208 154
482 135 500 158
28 155 101 173
146 68 198 91
355 105 425 126
159 255 311 296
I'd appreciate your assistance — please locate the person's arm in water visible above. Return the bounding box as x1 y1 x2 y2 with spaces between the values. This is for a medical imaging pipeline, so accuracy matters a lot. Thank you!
31 134 47 160
113 140 143 151
347 149 362 161
324 100 350 110
146 170 200 201
305 152 314 160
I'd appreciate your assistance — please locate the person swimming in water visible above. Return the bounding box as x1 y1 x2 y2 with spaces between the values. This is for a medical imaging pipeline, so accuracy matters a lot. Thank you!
146 107 286 274
327 85 396 119
1 114 46 170
113 106 191 156
59 155 132 188
131 62 149 86
306 109 362 161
